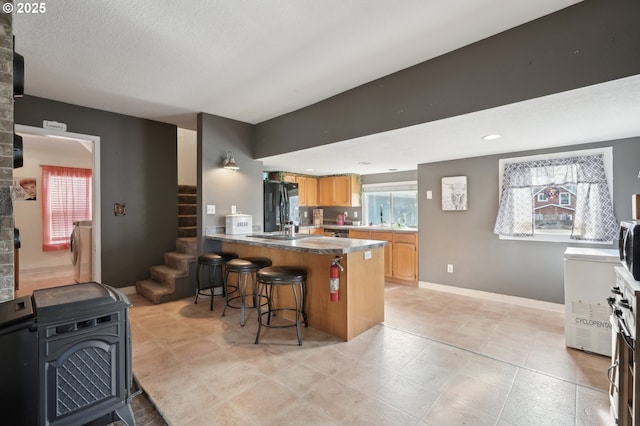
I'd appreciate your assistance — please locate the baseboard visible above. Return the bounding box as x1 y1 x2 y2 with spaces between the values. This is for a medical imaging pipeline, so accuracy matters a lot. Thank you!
418 281 564 313
20 265 74 275
119 285 137 295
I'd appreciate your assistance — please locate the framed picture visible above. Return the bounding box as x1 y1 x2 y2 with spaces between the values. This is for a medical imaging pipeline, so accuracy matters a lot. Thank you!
442 176 467 211
14 177 37 201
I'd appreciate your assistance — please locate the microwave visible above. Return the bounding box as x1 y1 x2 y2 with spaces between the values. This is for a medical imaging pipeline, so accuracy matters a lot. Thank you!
619 220 640 281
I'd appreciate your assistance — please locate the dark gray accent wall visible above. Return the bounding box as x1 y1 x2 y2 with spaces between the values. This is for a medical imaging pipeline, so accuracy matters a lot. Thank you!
197 113 263 253
15 96 177 288
418 138 640 304
254 1 640 157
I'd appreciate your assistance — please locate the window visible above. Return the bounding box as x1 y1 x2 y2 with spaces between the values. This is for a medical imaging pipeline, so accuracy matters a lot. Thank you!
41 165 92 251
363 182 417 227
494 147 616 243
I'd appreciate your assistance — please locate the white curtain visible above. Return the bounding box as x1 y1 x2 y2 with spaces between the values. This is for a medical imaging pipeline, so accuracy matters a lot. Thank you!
494 154 617 241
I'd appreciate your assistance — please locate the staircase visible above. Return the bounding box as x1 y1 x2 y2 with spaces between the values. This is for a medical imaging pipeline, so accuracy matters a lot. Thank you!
135 185 199 304
178 185 197 237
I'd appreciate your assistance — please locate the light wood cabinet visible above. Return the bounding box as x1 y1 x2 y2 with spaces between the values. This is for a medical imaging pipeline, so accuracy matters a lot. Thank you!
268 172 357 207
349 229 417 285
318 175 361 207
295 175 318 206
393 233 417 282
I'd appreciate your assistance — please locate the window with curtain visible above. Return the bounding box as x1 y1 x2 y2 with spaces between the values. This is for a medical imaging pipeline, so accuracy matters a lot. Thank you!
41 165 93 251
494 148 617 242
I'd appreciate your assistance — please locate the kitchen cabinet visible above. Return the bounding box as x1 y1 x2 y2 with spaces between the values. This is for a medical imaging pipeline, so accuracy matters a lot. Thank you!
298 226 323 235
319 175 361 207
392 233 417 282
349 229 417 285
295 175 318 206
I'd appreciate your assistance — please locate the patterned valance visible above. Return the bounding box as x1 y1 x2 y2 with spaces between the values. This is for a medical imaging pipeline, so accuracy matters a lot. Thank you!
494 154 617 241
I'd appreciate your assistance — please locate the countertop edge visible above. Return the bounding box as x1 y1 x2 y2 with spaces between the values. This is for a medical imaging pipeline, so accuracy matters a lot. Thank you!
205 234 387 254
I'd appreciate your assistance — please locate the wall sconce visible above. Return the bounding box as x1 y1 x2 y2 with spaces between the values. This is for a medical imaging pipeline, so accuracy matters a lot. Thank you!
223 151 239 170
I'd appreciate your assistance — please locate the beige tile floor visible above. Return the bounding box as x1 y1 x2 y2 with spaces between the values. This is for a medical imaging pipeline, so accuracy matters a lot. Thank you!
16 271 613 425
126 283 614 426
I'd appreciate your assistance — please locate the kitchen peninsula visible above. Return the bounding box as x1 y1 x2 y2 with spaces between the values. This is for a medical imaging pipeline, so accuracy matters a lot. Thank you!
205 233 387 341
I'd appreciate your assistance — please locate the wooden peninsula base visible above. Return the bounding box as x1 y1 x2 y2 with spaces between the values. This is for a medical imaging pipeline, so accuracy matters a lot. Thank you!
209 235 386 341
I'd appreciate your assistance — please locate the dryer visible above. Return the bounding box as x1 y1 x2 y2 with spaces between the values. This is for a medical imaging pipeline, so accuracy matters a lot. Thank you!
70 221 92 283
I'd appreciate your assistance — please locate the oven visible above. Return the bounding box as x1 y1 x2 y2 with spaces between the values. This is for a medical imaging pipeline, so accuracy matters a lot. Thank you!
609 266 640 426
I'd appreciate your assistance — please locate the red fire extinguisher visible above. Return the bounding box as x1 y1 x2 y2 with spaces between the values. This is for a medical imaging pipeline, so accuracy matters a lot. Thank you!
330 256 344 302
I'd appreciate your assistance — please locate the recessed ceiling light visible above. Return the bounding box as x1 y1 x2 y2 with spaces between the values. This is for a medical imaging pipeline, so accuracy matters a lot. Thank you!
358 161 371 165
305 168 314 172
482 134 502 141
388 168 398 171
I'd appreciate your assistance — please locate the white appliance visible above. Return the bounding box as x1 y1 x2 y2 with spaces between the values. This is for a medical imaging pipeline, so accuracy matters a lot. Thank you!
225 214 252 234
564 247 619 356
70 220 92 283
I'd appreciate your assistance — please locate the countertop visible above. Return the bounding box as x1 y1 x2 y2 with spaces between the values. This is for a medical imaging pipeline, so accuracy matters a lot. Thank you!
306 224 418 233
205 233 387 254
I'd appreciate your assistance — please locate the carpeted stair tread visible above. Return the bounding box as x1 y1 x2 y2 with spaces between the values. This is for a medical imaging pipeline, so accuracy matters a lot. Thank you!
150 264 186 279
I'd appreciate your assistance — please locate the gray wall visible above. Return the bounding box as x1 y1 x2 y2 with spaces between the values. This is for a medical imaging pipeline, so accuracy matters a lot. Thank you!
418 138 640 304
254 1 640 157
15 96 178 288
197 113 263 252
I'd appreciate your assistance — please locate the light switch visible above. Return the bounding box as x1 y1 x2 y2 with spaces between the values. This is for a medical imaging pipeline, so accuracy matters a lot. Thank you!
231 205 237 214
207 205 215 215
426 190 433 200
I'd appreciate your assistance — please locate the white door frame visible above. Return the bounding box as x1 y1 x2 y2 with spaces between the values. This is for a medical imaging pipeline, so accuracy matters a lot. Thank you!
15 124 102 283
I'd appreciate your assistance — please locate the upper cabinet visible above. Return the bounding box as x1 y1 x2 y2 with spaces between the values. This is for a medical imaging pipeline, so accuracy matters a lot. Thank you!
295 175 318 206
267 172 359 207
318 175 361 207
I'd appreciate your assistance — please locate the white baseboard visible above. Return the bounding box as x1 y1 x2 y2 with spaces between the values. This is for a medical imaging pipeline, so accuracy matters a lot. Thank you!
418 281 564 313
119 285 137 295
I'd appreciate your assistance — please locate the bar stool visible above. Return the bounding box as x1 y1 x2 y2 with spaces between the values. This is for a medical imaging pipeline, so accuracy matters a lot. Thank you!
254 266 308 345
222 257 272 326
194 251 238 311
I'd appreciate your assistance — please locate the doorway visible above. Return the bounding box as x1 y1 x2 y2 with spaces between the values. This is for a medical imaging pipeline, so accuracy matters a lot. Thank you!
14 125 101 296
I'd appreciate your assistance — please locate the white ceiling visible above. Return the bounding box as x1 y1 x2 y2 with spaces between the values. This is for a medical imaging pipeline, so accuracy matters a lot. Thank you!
14 0 640 176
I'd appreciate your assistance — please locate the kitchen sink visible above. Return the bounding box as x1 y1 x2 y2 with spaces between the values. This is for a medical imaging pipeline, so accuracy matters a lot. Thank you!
247 233 315 241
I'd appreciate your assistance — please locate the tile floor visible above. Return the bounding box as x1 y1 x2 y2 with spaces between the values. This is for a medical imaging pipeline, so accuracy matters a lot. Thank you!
127 283 614 426
16 271 613 425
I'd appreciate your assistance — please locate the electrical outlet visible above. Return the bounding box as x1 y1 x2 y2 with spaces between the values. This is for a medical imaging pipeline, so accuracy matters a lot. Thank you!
207 205 215 215
231 205 237 214
447 264 453 273
304 211 308 218
354 211 358 218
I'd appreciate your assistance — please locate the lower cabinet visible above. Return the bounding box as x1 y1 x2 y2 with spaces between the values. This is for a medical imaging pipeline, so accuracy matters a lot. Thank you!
349 229 417 285
392 233 417 282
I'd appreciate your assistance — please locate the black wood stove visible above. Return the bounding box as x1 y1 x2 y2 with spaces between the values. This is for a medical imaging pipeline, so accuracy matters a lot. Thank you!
0 282 134 425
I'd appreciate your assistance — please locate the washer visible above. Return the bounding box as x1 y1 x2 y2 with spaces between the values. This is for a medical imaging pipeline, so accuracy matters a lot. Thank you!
70 221 92 283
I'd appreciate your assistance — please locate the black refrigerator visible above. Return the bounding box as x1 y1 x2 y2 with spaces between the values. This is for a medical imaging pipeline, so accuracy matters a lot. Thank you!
263 180 299 232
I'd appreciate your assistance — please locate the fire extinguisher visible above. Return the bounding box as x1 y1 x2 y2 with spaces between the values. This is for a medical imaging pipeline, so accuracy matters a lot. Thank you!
330 256 344 302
